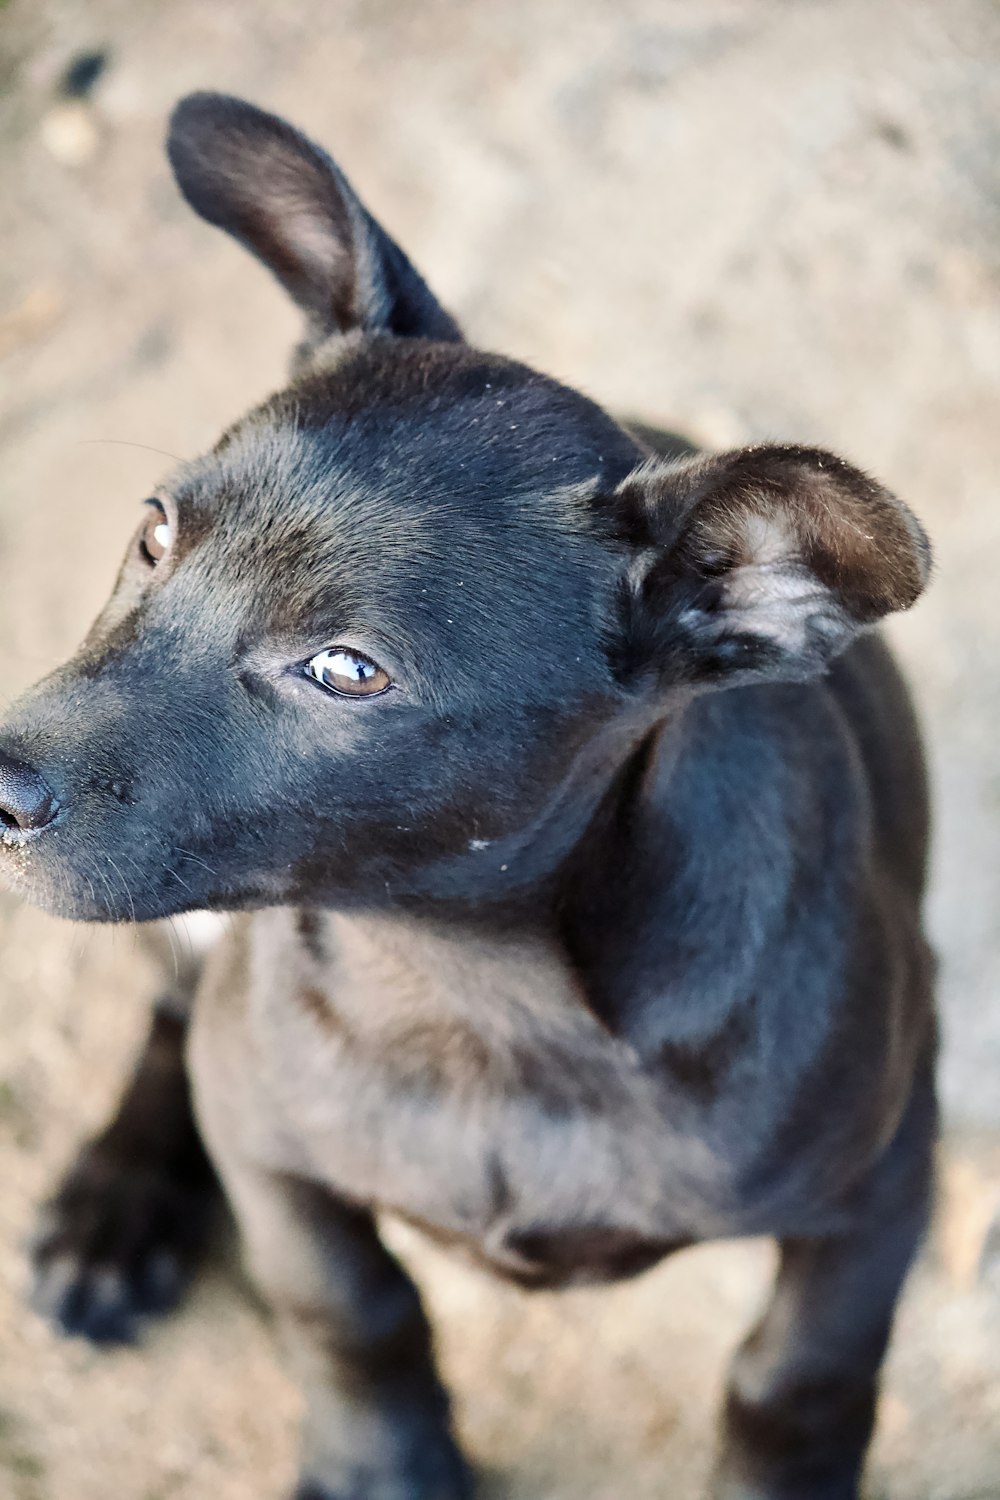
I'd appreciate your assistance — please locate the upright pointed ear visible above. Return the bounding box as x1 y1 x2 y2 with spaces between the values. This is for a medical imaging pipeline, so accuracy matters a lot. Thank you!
611 445 930 691
167 92 461 345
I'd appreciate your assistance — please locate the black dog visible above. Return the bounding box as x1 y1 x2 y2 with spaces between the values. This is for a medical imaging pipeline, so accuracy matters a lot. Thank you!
0 94 935 1500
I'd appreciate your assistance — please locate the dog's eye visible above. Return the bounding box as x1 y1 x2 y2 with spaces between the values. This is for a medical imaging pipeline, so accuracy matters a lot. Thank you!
140 500 172 564
305 648 392 698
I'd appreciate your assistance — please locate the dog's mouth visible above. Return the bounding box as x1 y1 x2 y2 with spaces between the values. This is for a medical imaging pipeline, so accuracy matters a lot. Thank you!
0 793 165 924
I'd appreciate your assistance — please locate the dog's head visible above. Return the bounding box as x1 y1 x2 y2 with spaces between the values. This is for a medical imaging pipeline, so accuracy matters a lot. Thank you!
0 93 930 923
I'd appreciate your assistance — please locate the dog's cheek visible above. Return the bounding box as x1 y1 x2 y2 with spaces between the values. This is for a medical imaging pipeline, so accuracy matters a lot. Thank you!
278 709 611 905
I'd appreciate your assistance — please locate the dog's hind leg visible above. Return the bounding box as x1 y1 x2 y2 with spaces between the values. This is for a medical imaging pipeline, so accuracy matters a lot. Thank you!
31 917 222 1344
713 1066 937 1500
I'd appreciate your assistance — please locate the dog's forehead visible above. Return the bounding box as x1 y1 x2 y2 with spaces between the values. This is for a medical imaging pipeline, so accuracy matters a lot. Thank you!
161 343 640 685
178 340 638 528
168 343 638 600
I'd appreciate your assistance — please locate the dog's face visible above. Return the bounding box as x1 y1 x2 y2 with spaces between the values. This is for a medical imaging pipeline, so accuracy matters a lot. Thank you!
0 94 930 923
1 340 646 921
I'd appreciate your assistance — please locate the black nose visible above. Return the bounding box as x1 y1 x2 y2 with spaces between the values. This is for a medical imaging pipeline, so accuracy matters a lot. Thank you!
0 752 59 835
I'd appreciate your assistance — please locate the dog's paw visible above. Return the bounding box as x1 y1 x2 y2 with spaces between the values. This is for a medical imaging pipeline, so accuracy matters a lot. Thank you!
293 1430 473 1500
31 1146 216 1344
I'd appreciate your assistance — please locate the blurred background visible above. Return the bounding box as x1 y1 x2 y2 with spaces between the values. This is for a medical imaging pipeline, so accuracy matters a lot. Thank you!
1 1 999 1497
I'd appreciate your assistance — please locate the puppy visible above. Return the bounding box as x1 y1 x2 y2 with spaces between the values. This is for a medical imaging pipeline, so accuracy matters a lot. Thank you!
0 94 935 1500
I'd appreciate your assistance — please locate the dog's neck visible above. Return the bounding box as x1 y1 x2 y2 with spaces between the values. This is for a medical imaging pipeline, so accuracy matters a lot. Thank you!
362 700 687 927
304 701 693 1004
318 681 839 1057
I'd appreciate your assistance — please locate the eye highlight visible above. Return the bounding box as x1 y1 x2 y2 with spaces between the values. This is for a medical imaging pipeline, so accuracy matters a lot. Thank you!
140 500 172 564
305 648 392 698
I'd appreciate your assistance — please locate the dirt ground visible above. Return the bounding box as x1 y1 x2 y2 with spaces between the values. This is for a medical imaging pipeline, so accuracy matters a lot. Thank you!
1 2 999 1497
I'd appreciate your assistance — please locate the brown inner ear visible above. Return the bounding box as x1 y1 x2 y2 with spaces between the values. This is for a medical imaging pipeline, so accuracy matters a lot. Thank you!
169 98 360 329
167 92 462 344
781 462 929 622
228 150 359 330
677 447 930 626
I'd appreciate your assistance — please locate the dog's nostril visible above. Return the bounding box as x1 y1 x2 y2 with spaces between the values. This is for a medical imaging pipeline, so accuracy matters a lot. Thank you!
0 751 59 835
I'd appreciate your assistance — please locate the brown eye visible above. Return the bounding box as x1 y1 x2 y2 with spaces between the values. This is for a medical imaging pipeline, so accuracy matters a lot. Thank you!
305 648 392 698
140 501 172 564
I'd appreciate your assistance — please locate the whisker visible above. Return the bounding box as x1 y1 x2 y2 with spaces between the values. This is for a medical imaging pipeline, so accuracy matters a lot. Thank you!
173 848 217 877
103 853 137 928
76 438 182 463
90 861 117 924
68 916 94 968
160 914 181 983
166 866 195 895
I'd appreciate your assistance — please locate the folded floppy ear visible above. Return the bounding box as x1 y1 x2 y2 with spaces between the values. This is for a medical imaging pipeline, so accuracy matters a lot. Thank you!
167 92 461 345
612 445 930 690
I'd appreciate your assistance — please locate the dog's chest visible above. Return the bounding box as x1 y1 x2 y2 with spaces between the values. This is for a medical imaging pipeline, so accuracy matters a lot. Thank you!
248 909 726 1282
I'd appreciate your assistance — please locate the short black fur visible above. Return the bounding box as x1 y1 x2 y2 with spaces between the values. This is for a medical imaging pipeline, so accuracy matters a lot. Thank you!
0 94 936 1500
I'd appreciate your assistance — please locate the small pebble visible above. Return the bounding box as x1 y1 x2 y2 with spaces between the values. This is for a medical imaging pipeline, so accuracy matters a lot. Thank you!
40 101 100 166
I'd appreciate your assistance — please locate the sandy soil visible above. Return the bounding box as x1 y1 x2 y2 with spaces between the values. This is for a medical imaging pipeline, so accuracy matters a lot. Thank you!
1 2 999 1496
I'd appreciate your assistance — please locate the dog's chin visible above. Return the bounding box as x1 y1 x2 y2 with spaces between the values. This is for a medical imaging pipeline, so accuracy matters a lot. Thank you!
0 846 197 926
0 842 286 926
1 872 140 925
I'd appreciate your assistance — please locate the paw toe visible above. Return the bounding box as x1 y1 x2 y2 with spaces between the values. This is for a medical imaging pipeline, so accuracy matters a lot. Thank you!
30 1153 214 1344
293 1437 473 1500
32 1256 139 1343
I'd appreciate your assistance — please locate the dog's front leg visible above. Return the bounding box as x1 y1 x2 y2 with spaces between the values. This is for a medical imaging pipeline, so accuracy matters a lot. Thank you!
713 1075 936 1500
32 992 219 1343
218 1162 470 1500
186 922 469 1496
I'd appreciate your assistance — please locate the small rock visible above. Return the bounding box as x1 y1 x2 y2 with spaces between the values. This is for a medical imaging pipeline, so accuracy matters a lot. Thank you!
685 402 748 450
39 101 100 167
936 1153 1000 1292
59 49 109 101
0 284 65 359
876 1390 912 1440
979 1208 1000 1291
